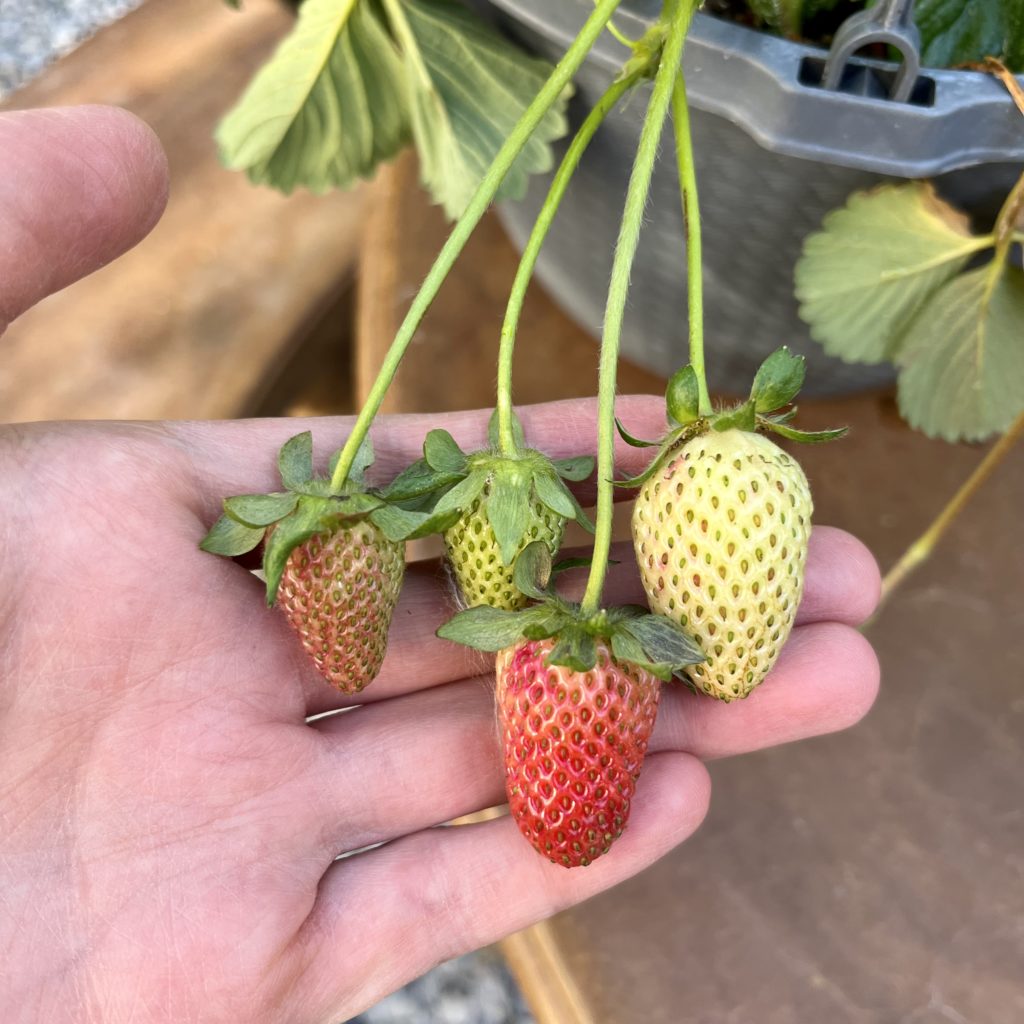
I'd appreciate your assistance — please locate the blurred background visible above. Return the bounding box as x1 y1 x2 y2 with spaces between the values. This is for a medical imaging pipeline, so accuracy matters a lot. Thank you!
2 2 1022 1023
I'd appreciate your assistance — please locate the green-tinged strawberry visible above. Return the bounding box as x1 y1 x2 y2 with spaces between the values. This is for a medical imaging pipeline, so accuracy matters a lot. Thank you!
277 520 404 692
496 636 660 867
620 348 845 701
437 543 704 866
200 431 427 693
384 411 595 610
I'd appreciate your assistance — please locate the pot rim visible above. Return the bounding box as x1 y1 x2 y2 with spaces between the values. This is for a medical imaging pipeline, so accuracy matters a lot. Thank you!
486 0 1024 176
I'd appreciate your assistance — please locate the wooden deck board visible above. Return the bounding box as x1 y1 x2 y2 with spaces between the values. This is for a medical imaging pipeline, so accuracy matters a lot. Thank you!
1 0 364 421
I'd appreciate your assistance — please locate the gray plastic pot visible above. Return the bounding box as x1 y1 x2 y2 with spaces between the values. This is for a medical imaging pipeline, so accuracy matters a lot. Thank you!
483 0 1024 395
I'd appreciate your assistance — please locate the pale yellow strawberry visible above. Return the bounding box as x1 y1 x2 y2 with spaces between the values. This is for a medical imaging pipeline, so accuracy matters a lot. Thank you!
443 482 565 611
631 429 812 701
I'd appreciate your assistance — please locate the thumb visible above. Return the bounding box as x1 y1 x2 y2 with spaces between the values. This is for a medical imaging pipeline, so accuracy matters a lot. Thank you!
0 105 169 334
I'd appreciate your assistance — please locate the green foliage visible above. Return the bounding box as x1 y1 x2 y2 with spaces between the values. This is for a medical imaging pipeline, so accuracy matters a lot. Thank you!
217 0 407 193
399 0 571 219
217 0 569 217
797 182 1024 442
796 184 982 364
750 347 805 413
915 0 1024 71
897 268 1024 442
741 0 1024 69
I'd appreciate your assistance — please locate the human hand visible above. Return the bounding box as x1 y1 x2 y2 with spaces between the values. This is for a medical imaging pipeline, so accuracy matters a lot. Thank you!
0 106 880 1023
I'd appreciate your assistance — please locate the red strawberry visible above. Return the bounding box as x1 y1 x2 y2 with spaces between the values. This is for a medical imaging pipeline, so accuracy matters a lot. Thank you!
495 637 661 868
277 520 404 693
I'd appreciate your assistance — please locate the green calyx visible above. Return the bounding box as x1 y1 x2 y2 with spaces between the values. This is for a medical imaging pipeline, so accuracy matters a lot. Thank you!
199 430 429 605
437 541 704 681
383 409 596 558
616 346 848 489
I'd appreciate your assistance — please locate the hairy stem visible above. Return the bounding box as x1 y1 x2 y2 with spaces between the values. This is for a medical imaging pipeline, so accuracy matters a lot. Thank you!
580 0 698 616
497 69 643 455
330 0 625 492
671 70 711 416
879 410 1024 607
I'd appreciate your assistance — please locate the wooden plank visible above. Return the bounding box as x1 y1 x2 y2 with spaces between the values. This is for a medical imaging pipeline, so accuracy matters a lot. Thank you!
1 0 364 421
356 156 1024 1024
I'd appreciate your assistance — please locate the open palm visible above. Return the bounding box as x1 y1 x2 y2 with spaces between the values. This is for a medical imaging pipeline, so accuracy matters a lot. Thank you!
0 106 880 1024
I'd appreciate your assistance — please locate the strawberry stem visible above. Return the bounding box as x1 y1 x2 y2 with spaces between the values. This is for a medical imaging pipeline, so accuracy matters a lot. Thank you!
671 70 712 418
580 0 699 617
878 409 1024 610
496 68 644 457
329 0 626 493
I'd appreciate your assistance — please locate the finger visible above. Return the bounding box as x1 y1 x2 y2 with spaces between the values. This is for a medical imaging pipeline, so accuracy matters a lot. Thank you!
0 105 168 332
168 395 667 522
296 752 710 1021
651 621 880 760
297 526 878 715
302 677 504 856
294 620 877 858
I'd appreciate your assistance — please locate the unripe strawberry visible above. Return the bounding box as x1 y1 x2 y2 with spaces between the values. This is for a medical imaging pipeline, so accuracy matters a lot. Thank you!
443 483 565 610
496 637 661 868
278 521 404 693
632 429 812 701
201 430 415 694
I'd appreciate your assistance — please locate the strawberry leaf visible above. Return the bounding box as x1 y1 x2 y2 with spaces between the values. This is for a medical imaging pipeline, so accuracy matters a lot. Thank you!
423 429 468 474
402 506 462 540
615 417 660 448
547 627 598 673
398 0 570 219
619 614 706 668
224 492 299 528
217 0 409 193
431 470 488 518
382 458 463 502
666 365 701 426
437 604 556 650
532 470 576 520
368 504 430 542
796 184 986 365
552 456 595 482
513 541 554 601
200 514 265 557
262 497 333 605
562 484 596 534
763 422 848 444
610 630 675 682
551 556 596 574
488 470 529 565
346 434 376 488
750 347 806 414
897 265 1024 442
915 0 1024 70
279 432 314 490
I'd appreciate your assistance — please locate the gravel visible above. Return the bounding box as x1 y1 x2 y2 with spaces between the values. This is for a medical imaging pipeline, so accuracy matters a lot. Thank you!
0 0 146 98
0 6 539 1023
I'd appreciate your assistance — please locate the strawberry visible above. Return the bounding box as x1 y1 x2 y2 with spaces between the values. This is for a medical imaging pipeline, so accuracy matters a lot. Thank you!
278 520 404 693
383 412 595 610
437 542 703 866
201 431 424 693
496 637 661 867
633 429 811 700
442 480 566 610
620 348 845 702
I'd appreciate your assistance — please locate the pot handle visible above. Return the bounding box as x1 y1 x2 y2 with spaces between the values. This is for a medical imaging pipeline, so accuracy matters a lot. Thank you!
821 0 921 104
